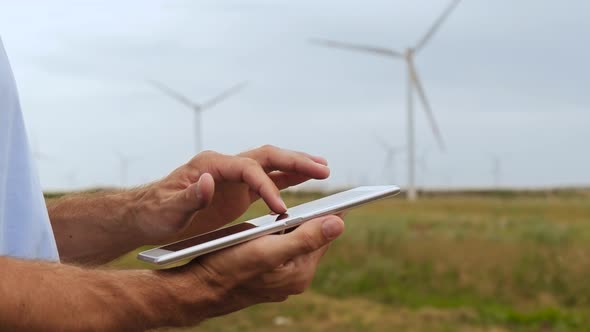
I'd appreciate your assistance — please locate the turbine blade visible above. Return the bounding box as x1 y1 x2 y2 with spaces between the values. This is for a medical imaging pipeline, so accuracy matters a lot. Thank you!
310 38 403 58
407 60 446 151
113 150 124 163
31 136 50 161
128 156 142 163
385 151 394 168
375 135 393 151
147 80 198 110
414 0 461 52
200 81 248 110
393 146 406 152
37 152 51 160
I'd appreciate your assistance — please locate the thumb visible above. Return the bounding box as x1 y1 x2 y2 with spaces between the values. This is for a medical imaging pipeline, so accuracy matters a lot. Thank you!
227 215 344 275
196 215 344 284
173 173 215 213
270 215 344 264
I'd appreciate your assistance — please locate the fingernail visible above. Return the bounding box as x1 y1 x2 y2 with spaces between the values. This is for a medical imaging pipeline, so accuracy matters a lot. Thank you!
322 217 343 240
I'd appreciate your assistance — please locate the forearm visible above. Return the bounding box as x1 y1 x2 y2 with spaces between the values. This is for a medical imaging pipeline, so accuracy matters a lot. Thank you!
47 190 145 265
0 257 204 331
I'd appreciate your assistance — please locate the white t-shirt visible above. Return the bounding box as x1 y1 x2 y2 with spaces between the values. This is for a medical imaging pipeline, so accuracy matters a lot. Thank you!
0 38 59 261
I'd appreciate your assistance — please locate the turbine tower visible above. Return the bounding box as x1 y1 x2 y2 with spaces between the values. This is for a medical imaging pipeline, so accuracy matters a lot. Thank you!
30 135 50 162
491 155 502 188
148 80 247 153
311 0 461 200
376 136 404 184
64 169 78 188
114 151 140 187
416 148 432 188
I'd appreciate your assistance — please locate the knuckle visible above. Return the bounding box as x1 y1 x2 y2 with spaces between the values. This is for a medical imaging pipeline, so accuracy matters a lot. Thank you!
259 144 277 154
298 230 321 253
245 164 265 182
292 287 306 295
190 150 218 166
274 294 289 302
183 187 194 203
288 157 298 171
249 243 276 270
247 159 261 169
240 156 259 168
281 261 297 274
197 150 217 159
290 280 309 295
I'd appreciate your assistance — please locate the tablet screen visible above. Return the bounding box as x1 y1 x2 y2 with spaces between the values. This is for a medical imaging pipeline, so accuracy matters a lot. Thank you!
161 222 258 251
157 186 399 253
138 186 400 264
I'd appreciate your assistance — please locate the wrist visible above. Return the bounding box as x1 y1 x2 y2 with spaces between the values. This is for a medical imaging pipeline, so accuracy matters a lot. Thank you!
48 190 149 265
149 267 220 327
123 270 186 329
88 269 180 331
125 181 195 245
116 188 151 246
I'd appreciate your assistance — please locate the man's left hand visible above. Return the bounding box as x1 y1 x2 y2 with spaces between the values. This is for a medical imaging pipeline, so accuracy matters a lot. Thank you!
131 145 330 244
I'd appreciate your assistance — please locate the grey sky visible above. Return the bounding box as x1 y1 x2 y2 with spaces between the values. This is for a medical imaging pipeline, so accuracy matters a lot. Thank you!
0 0 588 191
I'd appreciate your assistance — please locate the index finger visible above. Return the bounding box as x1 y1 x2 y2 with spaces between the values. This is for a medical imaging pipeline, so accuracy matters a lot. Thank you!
218 156 287 213
241 145 330 180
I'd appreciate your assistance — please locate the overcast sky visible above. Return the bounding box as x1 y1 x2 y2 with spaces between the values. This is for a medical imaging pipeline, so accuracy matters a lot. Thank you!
0 0 588 191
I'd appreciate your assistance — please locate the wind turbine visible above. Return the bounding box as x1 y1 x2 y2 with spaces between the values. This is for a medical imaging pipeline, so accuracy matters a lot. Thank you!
376 136 404 184
416 148 432 188
30 135 51 162
114 151 140 187
311 0 461 200
491 155 502 188
64 169 78 188
148 80 248 153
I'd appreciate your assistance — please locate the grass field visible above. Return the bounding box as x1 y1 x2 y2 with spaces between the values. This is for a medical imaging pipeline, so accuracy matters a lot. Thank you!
53 189 590 331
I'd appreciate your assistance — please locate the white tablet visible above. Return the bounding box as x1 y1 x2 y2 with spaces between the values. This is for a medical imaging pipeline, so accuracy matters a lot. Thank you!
138 185 400 265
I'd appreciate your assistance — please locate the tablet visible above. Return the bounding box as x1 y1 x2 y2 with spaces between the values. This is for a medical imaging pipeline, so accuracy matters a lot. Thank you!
138 185 400 265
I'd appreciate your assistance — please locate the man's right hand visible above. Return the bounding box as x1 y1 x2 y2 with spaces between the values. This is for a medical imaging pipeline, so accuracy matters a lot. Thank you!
154 215 345 327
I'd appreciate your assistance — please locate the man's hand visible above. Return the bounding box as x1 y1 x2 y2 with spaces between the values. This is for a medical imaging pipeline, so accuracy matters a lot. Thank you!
48 145 329 264
157 215 345 327
132 145 330 244
0 215 344 331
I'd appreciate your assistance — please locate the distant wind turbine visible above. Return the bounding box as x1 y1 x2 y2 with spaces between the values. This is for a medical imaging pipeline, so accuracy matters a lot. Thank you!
416 148 431 188
64 169 78 188
148 80 248 153
30 135 50 162
376 136 404 184
491 155 502 188
114 151 140 187
311 0 461 200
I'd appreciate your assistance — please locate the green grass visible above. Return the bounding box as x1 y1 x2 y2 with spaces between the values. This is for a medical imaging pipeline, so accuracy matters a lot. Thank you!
47 190 590 331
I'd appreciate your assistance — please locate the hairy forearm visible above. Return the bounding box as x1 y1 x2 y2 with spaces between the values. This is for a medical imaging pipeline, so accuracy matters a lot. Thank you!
0 257 207 331
47 190 144 265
